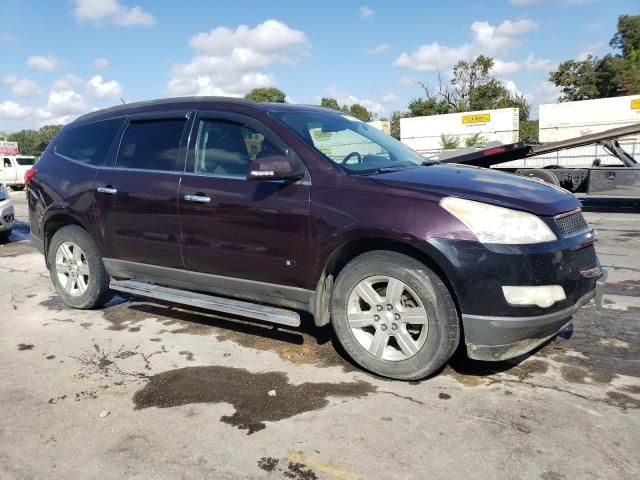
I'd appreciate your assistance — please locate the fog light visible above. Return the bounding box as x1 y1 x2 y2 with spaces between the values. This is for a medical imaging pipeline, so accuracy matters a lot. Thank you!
502 286 566 308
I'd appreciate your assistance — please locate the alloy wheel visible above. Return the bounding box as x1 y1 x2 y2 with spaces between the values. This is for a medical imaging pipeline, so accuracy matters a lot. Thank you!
347 275 429 361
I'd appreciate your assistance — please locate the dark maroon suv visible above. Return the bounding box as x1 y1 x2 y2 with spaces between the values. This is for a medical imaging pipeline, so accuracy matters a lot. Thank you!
26 97 606 380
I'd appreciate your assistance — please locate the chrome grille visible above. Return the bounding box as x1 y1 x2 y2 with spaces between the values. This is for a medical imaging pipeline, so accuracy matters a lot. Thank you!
555 211 589 237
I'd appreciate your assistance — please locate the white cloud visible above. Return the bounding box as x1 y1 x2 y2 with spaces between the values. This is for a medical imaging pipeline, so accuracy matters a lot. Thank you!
381 93 399 103
492 59 521 76
0 33 17 44
524 54 557 72
2 75 44 97
577 42 604 61
71 0 155 27
27 55 61 72
393 18 538 71
529 81 562 105
367 43 391 55
167 19 308 97
0 101 34 120
359 6 374 18
86 75 123 98
94 57 110 69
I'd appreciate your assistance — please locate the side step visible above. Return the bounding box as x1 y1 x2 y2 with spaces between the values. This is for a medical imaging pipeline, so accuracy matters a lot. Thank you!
109 280 301 327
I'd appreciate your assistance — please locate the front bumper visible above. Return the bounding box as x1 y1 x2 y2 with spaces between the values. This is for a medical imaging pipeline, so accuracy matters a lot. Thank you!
424 229 604 361
0 198 15 232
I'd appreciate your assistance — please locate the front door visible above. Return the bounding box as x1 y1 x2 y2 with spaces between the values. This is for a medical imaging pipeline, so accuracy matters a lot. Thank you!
178 112 311 295
94 114 190 270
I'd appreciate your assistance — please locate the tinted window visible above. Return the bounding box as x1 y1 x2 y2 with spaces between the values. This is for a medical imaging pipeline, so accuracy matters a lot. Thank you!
117 119 186 171
55 118 124 166
195 120 281 176
3 158 10 168
16 157 35 166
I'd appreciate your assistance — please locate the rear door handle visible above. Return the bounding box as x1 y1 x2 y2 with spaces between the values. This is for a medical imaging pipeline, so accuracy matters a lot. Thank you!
97 186 118 195
184 194 211 203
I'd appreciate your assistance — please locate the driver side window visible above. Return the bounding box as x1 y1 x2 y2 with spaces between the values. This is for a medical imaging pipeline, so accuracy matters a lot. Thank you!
195 119 281 176
308 124 390 165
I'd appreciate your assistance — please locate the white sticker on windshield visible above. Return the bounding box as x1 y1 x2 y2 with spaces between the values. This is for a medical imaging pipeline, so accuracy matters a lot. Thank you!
340 114 359 122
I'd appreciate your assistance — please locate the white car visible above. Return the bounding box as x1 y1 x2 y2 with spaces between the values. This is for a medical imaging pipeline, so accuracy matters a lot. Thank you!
1 155 36 190
0 183 15 242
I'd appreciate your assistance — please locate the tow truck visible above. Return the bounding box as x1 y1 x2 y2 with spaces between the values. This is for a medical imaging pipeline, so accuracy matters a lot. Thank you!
433 123 640 209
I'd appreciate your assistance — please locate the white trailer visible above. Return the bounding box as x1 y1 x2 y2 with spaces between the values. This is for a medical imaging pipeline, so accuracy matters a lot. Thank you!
400 108 519 155
540 95 640 142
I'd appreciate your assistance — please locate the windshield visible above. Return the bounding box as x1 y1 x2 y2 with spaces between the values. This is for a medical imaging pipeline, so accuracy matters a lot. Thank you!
16 157 35 166
271 111 428 175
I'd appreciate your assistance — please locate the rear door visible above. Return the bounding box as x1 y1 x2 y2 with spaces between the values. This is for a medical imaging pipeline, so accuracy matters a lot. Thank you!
94 112 191 271
178 111 312 294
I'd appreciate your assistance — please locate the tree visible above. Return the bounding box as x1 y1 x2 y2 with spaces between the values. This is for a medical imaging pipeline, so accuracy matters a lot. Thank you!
244 87 287 103
389 110 406 140
8 129 40 156
520 120 539 142
319 97 375 122
440 133 460 150
409 56 531 121
5 124 63 155
549 15 640 100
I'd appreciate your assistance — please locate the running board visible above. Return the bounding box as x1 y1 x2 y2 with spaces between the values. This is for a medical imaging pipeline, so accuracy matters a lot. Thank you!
109 280 301 327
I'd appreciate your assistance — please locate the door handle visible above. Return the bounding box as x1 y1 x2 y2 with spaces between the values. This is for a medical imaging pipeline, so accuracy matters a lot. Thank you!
97 186 118 195
184 194 211 203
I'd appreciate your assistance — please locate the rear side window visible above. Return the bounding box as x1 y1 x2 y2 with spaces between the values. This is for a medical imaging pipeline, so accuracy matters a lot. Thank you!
55 118 124 166
16 157 35 166
116 119 186 171
3 158 10 168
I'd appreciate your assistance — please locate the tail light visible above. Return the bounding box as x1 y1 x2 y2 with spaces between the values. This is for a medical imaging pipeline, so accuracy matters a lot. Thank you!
24 167 37 186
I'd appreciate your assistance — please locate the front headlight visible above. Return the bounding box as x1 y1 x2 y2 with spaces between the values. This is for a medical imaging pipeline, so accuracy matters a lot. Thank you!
440 197 557 244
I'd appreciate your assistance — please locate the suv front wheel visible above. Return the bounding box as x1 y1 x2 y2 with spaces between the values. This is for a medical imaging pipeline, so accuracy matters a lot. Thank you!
331 251 459 380
48 225 113 309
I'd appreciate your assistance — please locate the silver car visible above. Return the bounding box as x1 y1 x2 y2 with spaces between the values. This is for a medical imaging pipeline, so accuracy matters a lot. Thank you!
0 183 15 242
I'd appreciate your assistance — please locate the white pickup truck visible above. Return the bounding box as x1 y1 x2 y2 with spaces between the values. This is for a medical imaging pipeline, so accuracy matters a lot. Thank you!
0 182 15 242
1 155 37 190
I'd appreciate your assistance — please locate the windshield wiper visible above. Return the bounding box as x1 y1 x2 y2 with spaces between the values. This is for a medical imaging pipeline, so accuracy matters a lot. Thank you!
354 165 417 176
421 160 438 166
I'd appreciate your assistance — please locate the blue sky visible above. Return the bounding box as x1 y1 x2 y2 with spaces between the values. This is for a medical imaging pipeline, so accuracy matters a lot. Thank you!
0 0 636 131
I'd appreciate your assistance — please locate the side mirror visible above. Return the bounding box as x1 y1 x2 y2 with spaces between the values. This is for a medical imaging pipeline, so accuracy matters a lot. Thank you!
246 154 304 182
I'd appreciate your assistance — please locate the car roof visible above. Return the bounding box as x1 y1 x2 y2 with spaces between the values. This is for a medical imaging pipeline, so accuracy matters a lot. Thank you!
73 96 334 126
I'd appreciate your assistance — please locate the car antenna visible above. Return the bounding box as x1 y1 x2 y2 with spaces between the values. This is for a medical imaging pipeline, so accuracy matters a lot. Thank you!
120 97 126 105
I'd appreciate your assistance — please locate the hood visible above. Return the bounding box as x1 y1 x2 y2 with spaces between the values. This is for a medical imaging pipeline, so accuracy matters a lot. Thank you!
373 163 579 217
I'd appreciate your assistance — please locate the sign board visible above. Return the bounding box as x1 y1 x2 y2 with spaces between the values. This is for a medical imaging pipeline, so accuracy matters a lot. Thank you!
632 99 640 110
462 114 491 124
0 141 19 155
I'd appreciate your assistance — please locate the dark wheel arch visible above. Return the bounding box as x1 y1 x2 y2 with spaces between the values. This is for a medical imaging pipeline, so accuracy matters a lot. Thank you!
313 237 461 327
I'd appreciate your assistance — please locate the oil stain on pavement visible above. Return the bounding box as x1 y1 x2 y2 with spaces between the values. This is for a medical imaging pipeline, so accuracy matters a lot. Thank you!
132 365 376 434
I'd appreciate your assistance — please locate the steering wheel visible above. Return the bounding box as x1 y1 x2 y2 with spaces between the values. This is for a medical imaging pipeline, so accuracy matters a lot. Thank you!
341 151 362 165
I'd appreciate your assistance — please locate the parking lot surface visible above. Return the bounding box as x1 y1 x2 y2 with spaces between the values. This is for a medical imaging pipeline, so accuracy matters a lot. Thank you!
1 190 639 480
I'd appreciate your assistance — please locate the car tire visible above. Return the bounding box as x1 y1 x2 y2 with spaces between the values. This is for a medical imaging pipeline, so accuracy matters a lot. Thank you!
331 251 459 380
518 169 561 186
48 225 113 309
0 230 11 243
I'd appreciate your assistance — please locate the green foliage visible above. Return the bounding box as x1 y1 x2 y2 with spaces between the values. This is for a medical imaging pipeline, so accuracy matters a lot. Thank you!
5 124 63 155
389 110 406 140
320 97 375 122
244 87 287 103
440 133 460 150
520 120 539 142
408 55 531 122
464 133 485 147
550 15 640 100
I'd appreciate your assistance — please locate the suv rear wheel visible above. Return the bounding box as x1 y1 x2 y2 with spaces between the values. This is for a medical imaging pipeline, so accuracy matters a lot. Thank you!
331 251 459 380
48 225 112 309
